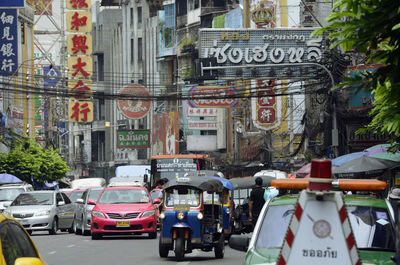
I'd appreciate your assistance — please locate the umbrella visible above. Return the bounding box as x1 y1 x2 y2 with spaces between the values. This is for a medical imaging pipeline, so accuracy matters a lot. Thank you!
331 152 365 167
365 144 391 152
364 147 400 162
0 173 22 183
333 156 399 176
296 163 311 177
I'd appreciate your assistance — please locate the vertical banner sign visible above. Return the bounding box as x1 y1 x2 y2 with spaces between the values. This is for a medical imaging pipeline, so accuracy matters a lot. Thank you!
66 0 93 123
252 80 281 130
0 9 18 76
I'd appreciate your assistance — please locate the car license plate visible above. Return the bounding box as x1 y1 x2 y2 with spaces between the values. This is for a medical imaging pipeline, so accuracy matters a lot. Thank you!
116 221 130 227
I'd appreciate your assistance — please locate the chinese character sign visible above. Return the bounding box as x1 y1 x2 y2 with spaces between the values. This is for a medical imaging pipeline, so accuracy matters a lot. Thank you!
67 56 92 78
0 9 17 76
253 80 281 130
68 79 92 99
68 101 93 122
66 11 92 32
67 34 92 55
66 0 91 10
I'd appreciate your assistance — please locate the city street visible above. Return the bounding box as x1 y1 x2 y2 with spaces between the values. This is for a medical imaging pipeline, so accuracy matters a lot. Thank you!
31 231 246 265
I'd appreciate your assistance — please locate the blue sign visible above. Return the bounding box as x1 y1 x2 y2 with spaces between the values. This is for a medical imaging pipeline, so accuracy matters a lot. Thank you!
43 65 61 88
0 9 18 76
0 0 25 8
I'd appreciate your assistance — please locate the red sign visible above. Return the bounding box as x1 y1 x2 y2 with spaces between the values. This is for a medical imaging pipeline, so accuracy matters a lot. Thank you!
256 80 277 125
118 84 151 119
188 86 238 108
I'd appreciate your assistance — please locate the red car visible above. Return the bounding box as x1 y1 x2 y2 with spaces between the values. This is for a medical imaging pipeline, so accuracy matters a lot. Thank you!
91 186 157 239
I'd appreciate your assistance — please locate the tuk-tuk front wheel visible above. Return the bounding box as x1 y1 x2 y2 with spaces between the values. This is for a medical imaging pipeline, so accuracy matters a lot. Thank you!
159 236 169 258
214 235 225 259
174 236 185 261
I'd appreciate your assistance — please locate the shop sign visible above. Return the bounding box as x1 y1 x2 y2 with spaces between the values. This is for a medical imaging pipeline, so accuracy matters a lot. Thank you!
347 124 391 150
0 9 18 76
348 65 382 110
253 79 281 130
0 0 25 8
117 130 150 148
187 107 219 117
241 143 261 161
66 11 92 32
187 120 217 130
26 0 53 15
188 86 238 108
199 28 326 79
118 84 151 119
68 101 93 122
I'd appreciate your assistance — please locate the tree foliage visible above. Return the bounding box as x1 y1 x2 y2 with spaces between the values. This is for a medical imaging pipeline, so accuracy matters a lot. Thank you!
0 138 69 183
314 0 400 151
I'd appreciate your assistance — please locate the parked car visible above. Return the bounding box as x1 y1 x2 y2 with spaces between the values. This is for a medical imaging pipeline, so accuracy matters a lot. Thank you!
0 182 34 212
91 185 157 239
69 189 86 203
0 212 48 265
73 187 103 235
4 191 75 235
229 192 397 264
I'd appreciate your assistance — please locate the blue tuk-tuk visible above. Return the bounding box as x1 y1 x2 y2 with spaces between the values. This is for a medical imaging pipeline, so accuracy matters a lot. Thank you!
159 176 225 261
187 171 234 239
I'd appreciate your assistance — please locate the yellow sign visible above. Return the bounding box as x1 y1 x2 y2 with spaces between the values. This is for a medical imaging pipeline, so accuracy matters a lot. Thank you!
66 11 92 32
67 34 92 55
67 56 93 78
68 79 93 99
68 101 93 123
66 0 91 10
395 172 400 185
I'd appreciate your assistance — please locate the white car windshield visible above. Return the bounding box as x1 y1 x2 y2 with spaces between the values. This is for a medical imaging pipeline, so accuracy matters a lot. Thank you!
255 204 396 251
0 188 24 201
11 193 54 206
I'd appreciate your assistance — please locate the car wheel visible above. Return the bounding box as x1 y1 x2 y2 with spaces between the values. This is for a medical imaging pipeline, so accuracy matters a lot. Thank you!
159 235 169 258
82 219 90 236
214 235 225 259
91 233 102 240
74 219 82 235
148 231 157 239
49 217 58 235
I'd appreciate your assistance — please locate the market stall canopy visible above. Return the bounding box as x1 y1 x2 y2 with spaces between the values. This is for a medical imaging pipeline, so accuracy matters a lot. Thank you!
331 152 365 167
333 156 399 176
230 175 275 189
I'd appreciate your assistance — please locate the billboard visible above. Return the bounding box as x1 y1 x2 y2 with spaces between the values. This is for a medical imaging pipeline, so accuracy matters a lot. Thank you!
199 28 327 80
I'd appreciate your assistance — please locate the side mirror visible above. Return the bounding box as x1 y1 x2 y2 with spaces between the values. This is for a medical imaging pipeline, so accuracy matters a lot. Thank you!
143 174 148 183
153 198 161 204
76 198 84 204
57 201 65 206
3 202 11 208
87 199 96 205
14 257 43 265
229 235 249 252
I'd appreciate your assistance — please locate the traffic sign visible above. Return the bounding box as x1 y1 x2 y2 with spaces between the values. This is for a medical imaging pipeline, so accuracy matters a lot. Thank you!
0 0 25 8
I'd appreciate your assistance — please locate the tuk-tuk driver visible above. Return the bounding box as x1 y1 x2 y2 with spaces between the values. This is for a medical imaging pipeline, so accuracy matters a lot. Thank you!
249 177 265 227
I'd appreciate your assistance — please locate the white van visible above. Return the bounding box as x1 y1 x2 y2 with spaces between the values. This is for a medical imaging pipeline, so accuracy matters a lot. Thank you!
0 182 34 212
70 178 106 190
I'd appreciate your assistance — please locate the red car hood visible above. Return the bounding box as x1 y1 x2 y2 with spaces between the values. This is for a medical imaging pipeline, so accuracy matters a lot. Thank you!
93 203 154 212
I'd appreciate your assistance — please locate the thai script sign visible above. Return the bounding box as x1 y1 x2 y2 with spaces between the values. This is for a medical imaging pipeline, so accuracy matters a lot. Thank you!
117 130 150 148
0 9 18 76
199 28 326 79
188 86 238 108
118 84 151 119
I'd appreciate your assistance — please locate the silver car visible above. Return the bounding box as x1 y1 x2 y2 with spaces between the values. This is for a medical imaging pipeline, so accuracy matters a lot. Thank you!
4 190 74 235
73 187 103 235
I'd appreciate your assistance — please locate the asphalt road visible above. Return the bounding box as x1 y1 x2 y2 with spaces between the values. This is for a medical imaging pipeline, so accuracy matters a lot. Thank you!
31 231 247 265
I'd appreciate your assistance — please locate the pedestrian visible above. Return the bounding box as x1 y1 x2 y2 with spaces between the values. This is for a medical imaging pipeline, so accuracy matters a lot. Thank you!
389 188 400 225
249 177 265 228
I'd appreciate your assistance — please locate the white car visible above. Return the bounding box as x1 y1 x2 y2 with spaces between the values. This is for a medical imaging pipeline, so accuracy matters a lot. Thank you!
0 182 33 212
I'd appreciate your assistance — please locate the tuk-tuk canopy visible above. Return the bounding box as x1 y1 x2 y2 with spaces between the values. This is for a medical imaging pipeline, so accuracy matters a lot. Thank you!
185 171 233 190
230 175 276 190
164 176 224 193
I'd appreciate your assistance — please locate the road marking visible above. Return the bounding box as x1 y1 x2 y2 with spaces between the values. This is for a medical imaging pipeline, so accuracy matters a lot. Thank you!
48 251 56 255
67 244 75 248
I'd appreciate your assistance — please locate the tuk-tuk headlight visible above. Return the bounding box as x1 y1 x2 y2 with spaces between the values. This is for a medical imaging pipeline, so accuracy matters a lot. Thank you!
177 212 185 220
225 208 230 214
159 212 166 219
197 212 203 220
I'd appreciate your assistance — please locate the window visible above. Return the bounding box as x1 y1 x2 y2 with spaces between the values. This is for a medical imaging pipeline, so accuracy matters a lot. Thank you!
138 6 142 24
1 221 38 265
56 193 63 204
97 54 104 81
138 38 142 61
61 193 72 204
130 38 134 64
130 8 134 26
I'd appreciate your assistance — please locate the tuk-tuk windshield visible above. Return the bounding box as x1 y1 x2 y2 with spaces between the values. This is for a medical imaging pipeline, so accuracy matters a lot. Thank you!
165 188 201 207
203 192 222 205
